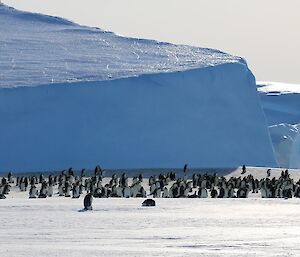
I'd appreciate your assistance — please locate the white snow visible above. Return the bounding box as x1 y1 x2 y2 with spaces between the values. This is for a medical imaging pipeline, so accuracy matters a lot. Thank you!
0 3 241 88
257 82 300 168
258 81 300 95
1 167 300 257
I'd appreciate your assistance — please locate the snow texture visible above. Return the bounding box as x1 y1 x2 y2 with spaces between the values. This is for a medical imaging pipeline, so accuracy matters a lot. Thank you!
0 3 241 88
258 82 300 168
0 4 277 172
1 167 300 257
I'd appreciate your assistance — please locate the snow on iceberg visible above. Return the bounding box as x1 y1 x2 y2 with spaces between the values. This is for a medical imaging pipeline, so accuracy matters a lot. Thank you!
0 3 241 88
0 4 277 172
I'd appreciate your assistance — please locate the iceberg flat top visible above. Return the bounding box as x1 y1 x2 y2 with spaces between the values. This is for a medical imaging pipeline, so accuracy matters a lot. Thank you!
257 81 300 95
0 3 243 88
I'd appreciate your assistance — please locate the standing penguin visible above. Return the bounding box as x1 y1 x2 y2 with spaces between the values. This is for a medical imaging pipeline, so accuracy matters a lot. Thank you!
241 165 246 174
29 185 38 198
84 193 93 210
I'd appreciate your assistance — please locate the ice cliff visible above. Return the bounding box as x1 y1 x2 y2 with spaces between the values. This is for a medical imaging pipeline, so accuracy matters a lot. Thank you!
0 4 277 172
258 82 300 168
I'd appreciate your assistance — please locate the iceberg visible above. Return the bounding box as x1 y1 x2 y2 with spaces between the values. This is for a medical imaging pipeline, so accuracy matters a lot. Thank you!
258 82 300 168
0 4 277 172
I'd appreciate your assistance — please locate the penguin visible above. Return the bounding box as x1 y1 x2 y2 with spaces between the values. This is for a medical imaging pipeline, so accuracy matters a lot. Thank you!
218 187 225 198
241 165 246 174
83 193 93 211
154 188 161 198
116 186 123 197
210 187 218 198
58 183 64 196
81 169 86 178
188 191 198 198
38 182 48 198
0 194 6 199
47 184 53 197
72 184 80 198
142 199 155 207
199 188 208 198
8 171 13 183
162 187 169 198
65 183 72 197
123 186 131 198
140 186 146 198
29 185 38 198
2 184 11 195
93 188 102 198
267 169 271 177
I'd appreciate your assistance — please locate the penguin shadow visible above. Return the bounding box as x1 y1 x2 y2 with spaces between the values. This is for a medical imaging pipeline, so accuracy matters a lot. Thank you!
78 208 89 212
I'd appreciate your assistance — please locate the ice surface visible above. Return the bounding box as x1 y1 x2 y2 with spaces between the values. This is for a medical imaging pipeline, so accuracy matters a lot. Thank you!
258 82 300 168
257 82 300 126
1 167 300 257
0 3 241 88
0 66 277 171
268 124 299 168
0 4 277 171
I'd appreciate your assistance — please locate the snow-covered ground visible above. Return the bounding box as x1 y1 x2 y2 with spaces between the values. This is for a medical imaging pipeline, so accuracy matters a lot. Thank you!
1 167 300 257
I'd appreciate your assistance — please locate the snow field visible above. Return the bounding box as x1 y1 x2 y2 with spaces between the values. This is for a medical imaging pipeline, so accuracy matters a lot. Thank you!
1 196 300 256
1 167 300 257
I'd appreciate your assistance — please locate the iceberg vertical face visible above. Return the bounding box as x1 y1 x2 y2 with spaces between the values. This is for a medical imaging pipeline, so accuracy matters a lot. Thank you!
268 124 299 168
290 126 300 168
258 82 300 168
0 4 277 171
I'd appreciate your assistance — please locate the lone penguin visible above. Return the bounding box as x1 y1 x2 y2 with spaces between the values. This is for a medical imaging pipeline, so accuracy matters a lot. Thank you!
142 199 156 207
241 165 246 174
83 193 93 210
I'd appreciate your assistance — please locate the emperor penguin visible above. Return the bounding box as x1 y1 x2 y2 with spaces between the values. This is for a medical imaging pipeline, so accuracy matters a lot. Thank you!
123 186 131 198
47 184 53 197
65 183 72 197
2 184 11 195
38 182 48 198
83 193 93 210
140 186 146 198
162 187 169 198
72 184 80 198
142 199 155 207
58 183 64 196
29 185 38 198
210 187 218 198
198 188 208 198
116 186 123 197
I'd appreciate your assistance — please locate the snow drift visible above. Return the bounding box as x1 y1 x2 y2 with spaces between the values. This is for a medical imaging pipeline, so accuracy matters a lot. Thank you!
258 82 300 168
0 4 277 172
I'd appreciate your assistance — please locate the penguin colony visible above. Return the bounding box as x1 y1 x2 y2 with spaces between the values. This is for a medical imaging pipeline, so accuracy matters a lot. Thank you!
1 167 300 200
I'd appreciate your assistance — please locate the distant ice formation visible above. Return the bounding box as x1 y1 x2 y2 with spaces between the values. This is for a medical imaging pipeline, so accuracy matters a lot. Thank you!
258 82 300 168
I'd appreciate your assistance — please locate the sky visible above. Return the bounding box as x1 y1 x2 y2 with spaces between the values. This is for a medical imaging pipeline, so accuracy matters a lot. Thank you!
3 0 300 84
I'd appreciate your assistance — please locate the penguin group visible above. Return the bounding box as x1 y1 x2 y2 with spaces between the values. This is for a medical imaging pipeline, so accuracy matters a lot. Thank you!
1 166 300 200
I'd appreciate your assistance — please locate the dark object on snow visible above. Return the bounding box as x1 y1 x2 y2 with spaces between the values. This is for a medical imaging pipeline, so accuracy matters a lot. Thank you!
84 193 93 210
267 169 271 177
0 194 6 199
183 164 188 173
142 199 155 207
241 165 246 174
